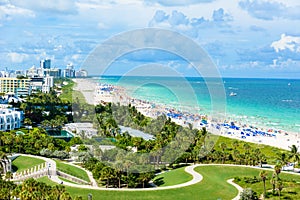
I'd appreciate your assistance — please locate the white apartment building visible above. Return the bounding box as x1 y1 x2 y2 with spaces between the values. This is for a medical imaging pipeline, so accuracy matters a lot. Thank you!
0 108 23 131
42 76 54 93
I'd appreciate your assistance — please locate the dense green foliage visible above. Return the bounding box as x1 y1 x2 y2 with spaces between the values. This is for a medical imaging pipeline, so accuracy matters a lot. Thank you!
0 128 69 155
0 178 82 200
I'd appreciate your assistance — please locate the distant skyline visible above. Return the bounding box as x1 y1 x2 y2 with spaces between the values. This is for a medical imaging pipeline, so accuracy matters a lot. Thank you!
1 0 300 78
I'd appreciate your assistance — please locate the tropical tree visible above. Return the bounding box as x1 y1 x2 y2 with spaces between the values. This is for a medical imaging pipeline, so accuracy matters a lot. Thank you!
5 171 12 181
259 170 268 198
289 145 300 171
276 180 284 198
274 163 282 179
138 172 154 188
270 173 276 194
24 118 32 133
100 166 115 188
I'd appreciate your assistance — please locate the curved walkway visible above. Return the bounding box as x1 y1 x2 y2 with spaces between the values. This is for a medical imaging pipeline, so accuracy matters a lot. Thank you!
13 155 300 199
227 178 243 200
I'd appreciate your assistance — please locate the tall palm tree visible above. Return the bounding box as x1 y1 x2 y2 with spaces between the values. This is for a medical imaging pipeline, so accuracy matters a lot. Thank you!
259 170 268 198
276 180 284 198
274 163 282 179
138 172 154 188
289 145 300 171
232 140 239 150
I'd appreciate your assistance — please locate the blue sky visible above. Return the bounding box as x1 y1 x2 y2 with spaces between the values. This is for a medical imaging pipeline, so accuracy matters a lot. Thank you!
1 0 300 78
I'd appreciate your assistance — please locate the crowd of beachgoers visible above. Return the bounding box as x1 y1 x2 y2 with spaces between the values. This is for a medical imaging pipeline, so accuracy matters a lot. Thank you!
73 78 300 151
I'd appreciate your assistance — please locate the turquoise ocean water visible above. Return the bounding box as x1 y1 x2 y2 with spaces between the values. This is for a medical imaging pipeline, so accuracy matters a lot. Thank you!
98 76 300 133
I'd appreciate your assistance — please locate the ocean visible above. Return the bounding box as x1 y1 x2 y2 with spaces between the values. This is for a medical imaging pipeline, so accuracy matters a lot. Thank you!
97 76 300 133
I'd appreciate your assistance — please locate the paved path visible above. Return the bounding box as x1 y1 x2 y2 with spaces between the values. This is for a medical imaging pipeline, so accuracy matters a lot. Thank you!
13 155 300 199
50 164 203 191
65 161 98 187
227 179 244 200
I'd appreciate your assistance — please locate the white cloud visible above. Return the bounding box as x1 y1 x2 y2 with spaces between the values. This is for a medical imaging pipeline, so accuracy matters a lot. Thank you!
9 0 77 14
145 0 215 7
7 52 29 63
0 4 35 21
239 0 300 20
271 34 300 53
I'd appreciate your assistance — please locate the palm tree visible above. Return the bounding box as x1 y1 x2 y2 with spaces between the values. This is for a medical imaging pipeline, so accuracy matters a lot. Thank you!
259 170 268 198
289 145 300 171
5 171 12 181
220 142 227 152
232 140 239 150
100 166 115 188
138 172 154 188
274 163 282 179
24 118 32 133
270 173 276 194
276 180 284 198
243 143 251 155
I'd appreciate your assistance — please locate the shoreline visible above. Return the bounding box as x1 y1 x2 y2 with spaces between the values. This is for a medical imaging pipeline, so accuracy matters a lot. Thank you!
72 78 300 151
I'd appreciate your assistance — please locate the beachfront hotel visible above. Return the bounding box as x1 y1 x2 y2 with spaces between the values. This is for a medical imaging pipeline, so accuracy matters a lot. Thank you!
0 108 23 131
0 77 30 97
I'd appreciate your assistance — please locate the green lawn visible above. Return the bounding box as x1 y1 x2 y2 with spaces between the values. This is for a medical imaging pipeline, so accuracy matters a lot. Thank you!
35 165 300 200
37 176 57 186
58 176 80 185
213 135 287 164
55 160 90 182
153 167 192 187
12 155 45 172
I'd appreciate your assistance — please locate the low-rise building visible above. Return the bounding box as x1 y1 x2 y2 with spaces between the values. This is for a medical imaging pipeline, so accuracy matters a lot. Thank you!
64 123 98 139
0 108 23 131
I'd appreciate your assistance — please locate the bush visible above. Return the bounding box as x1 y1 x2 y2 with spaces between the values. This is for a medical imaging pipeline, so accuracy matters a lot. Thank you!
40 148 52 157
240 188 258 200
52 150 70 160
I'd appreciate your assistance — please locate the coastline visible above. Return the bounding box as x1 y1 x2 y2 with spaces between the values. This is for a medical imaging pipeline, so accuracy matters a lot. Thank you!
72 78 300 151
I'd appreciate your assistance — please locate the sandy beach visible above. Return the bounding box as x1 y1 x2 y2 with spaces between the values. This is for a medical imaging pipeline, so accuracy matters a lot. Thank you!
73 78 300 151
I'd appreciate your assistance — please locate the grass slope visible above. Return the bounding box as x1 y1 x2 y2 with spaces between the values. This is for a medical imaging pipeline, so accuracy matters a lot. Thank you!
55 160 90 182
153 167 192 187
12 155 45 172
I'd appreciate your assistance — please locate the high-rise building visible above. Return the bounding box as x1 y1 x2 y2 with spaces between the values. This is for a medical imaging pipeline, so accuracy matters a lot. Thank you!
42 76 54 93
63 63 75 78
40 59 51 69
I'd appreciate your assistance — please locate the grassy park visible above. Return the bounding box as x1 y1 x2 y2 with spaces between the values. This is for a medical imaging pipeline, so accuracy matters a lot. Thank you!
12 155 45 172
35 165 300 200
153 167 192 186
55 160 90 182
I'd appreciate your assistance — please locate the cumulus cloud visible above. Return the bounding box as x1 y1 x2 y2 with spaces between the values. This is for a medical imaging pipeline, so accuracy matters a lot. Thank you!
213 8 231 22
0 4 35 21
149 8 232 29
9 0 78 15
168 10 189 26
239 0 300 20
271 34 300 53
144 0 215 7
7 52 29 63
